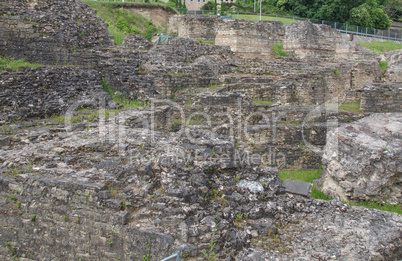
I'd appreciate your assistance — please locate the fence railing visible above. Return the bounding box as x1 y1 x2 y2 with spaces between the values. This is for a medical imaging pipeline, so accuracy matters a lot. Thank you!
178 9 402 42
160 251 180 261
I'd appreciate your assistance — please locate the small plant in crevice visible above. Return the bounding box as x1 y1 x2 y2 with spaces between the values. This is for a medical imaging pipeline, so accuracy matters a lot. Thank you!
5 241 18 260
273 43 288 58
31 215 36 221
201 225 219 261
102 79 148 108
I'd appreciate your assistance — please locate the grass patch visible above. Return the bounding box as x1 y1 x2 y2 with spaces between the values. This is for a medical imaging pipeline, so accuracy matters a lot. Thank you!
348 200 401 214
102 79 148 108
359 41 402 54
273 43 288 58
379 61 388 72
197 39 215 45
83 1 164 44
279 169 401 214
253 98 272 107
339 101 362 113
0 56 42 71
279 168 331 200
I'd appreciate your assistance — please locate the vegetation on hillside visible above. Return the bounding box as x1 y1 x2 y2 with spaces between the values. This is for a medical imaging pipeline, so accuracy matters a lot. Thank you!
203 0 395 29
0 56 42 71
83 1 168 44
279 169 402 214
359 40 402 53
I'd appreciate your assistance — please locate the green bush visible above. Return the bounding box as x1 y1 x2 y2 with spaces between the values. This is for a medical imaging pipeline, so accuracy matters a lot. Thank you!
273 43 288 58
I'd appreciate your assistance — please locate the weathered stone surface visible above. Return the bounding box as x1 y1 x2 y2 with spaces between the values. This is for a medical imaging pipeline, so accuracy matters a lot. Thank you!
284 21 378 61
0 67 118 122
121 33 153 51
0 0 114 64
317 113 402 204
360 82 402 113
215 20 285 58
236 180 264 194
283 179 311 196
384 49 402 83
0 2 401 260
168 15 222 41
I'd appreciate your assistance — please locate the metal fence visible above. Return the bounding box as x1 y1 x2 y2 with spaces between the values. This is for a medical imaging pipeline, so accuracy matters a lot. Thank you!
177 9 402 42
160 251 180 261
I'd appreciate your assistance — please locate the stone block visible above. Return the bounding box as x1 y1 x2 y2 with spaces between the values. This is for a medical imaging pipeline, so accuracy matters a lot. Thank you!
283 179 312 197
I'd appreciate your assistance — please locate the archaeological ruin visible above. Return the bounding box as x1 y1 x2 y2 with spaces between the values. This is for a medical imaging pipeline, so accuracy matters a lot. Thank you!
0 0 401 260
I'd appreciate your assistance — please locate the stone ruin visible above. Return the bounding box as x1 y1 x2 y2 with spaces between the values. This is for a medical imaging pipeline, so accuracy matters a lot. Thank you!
0 1 401 260
317 113 401 205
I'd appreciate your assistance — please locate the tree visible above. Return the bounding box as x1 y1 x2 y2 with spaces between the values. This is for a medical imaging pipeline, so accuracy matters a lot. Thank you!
384 0 402 21
348 1 392 29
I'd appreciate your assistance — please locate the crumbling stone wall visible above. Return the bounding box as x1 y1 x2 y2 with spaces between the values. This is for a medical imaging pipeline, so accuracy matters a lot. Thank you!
284 21 378 61
167 15 221 41
0 0 114 64
215 20 285 58
360 82 402 112
317 113 402 205
383 49 402 83
0 67 117 122
0 175 174 260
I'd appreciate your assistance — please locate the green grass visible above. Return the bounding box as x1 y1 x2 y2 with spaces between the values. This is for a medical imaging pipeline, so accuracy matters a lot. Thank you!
279 169 331 200
197 39 215 45
379 61 388 72
279 169 401 214
359 41 402 54
273 43 288 58
0 56 42 71
237 14 294 24
102 79 148 108
83 1 164 44
339 101 362 113
253 98 272 106
349 200 401 214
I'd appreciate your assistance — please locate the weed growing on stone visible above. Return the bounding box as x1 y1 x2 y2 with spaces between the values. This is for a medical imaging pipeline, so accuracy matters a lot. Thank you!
0 125 16 135
379 61 388 72
201 226 219 261
5 241 18 259
198 39 215 45
83 1 163 44
102 79 148 108
273 43 289 58
0 56 42 71
31 215 36 221
109 186 119 198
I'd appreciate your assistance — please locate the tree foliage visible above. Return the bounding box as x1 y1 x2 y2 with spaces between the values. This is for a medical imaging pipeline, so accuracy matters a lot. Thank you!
275 0 392 29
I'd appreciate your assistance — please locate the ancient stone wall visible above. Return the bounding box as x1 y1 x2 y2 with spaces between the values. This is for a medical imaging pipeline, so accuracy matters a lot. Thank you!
0 175 174 260
215 20 285 58
284 21 378 61
0 67 118 122
0 0 114 64
360 82 402 112
318 113 401 205
167 15 221 41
